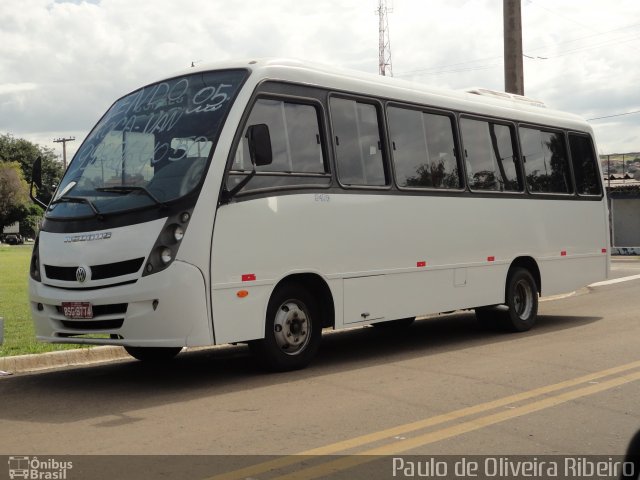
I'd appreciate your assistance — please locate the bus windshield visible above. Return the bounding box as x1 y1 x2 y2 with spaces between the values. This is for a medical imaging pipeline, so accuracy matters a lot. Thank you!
47 69 247 218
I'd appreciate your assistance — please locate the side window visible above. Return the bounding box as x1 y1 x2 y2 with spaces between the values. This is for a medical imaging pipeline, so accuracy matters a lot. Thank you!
232 99 325 173
460 118 522 191
519 127 573 194
387 106 461 189
569 134 601 196
330 97 387 186
228 98 329 192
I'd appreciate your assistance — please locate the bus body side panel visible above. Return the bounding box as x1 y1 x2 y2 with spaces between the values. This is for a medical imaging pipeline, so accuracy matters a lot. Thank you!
209 192 608 344
532 198 609 296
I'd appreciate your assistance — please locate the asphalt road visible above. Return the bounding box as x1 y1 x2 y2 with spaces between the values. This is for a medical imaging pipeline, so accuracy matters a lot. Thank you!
1 259 639 477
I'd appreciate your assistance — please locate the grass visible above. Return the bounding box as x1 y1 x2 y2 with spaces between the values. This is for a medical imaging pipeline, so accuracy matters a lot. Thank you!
0 244 85 356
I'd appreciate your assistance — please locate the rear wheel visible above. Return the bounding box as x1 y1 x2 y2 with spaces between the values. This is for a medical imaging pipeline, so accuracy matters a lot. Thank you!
124 346 182 362
250 283 321 371
503 268 538 332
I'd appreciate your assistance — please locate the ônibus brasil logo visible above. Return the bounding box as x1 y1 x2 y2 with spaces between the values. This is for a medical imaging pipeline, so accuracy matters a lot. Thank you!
8 456 73 479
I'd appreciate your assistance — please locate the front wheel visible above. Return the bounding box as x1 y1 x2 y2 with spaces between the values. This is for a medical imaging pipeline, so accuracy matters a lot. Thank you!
503 268 538 332
249 283 321 371
124 346 182 362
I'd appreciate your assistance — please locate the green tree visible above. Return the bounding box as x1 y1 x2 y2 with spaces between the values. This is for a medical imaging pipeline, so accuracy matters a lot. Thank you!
0 161 30 232
0 133 64 205
22 203 45 238
0 134 64 236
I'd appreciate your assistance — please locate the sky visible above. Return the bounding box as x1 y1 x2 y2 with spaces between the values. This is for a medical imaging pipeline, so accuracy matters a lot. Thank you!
1 0 639 164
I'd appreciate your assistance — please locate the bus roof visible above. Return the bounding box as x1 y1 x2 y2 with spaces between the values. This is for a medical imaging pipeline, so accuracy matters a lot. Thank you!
171 58 591 132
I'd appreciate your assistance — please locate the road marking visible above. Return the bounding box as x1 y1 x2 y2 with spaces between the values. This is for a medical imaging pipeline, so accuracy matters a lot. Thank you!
274 370 640 480
589 273 640 287
540 291 575 302
207 359 640 480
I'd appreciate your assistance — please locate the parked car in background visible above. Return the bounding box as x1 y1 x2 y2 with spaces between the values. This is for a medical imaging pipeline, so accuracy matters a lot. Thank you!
4 234 24 245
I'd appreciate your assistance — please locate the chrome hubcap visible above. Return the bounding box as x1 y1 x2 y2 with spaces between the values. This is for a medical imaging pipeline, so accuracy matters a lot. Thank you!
273 300 311 355
513 279 533 320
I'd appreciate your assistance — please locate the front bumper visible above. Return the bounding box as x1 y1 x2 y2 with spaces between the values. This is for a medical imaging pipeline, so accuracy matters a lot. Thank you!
29 260 212 347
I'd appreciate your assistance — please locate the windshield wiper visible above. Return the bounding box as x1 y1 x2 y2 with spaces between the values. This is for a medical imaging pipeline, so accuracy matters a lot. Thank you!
96 186 167 208
49 196 103 219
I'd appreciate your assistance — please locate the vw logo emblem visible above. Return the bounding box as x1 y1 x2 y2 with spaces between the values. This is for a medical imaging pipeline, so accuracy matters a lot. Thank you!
76 266 88 283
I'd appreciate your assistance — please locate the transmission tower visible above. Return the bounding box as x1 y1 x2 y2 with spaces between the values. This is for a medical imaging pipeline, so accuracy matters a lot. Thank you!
377 0 393 76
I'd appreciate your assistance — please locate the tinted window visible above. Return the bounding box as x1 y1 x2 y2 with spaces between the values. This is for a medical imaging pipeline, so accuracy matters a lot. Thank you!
232 99 325 173
388 107 461 189
461 118 522 191
519 127 572 194
227 98 329 194
330 98 387 186
569 134 601 195
48 69 247 218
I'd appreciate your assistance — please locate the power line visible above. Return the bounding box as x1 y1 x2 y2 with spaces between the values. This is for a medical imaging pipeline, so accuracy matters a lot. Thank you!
394 19 640 79
588 110 640 121
526 22 640 56
528 2 640 54
395 63 501 78
395 55 502 77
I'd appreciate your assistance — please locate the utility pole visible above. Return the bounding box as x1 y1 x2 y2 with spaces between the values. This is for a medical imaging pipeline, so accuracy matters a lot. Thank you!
53 137 75 170
377 0 393 76
503 0 524 95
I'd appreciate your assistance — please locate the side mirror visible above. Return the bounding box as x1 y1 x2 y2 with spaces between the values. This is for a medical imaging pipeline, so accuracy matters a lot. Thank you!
221 124 272 203
30 157 47 209
32 156 43 189
245 124 272 167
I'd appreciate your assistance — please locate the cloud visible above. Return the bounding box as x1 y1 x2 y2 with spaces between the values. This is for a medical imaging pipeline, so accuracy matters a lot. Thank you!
0 83 38 95
0 0 639 161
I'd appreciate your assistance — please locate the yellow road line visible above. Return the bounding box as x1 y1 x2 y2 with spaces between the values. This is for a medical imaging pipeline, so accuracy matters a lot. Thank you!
275 370 640 480
301 359 640 455
207 360 640 480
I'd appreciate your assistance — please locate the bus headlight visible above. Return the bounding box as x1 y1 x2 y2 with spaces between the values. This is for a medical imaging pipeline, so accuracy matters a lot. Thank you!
143 210 193 277
173 225 185 242
160 247 173 264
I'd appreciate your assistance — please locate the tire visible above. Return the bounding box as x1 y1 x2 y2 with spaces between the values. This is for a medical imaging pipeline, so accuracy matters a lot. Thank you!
250 283 322 371
124 346 182 362
502 267 538 332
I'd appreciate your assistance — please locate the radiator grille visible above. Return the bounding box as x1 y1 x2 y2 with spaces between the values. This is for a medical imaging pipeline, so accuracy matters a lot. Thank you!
45 258 144 281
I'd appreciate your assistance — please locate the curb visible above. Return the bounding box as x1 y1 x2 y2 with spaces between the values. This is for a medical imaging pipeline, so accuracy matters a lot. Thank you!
0 346 129 376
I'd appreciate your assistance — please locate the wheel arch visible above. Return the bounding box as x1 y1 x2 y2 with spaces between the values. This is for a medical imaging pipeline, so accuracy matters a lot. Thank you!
507 256 541 296
272 272 335 329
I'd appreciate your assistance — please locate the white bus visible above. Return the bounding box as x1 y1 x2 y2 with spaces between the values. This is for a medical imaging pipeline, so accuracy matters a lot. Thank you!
29 59 609 370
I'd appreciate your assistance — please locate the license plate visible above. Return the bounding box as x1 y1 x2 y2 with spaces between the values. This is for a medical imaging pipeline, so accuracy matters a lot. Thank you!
61 302 94 319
